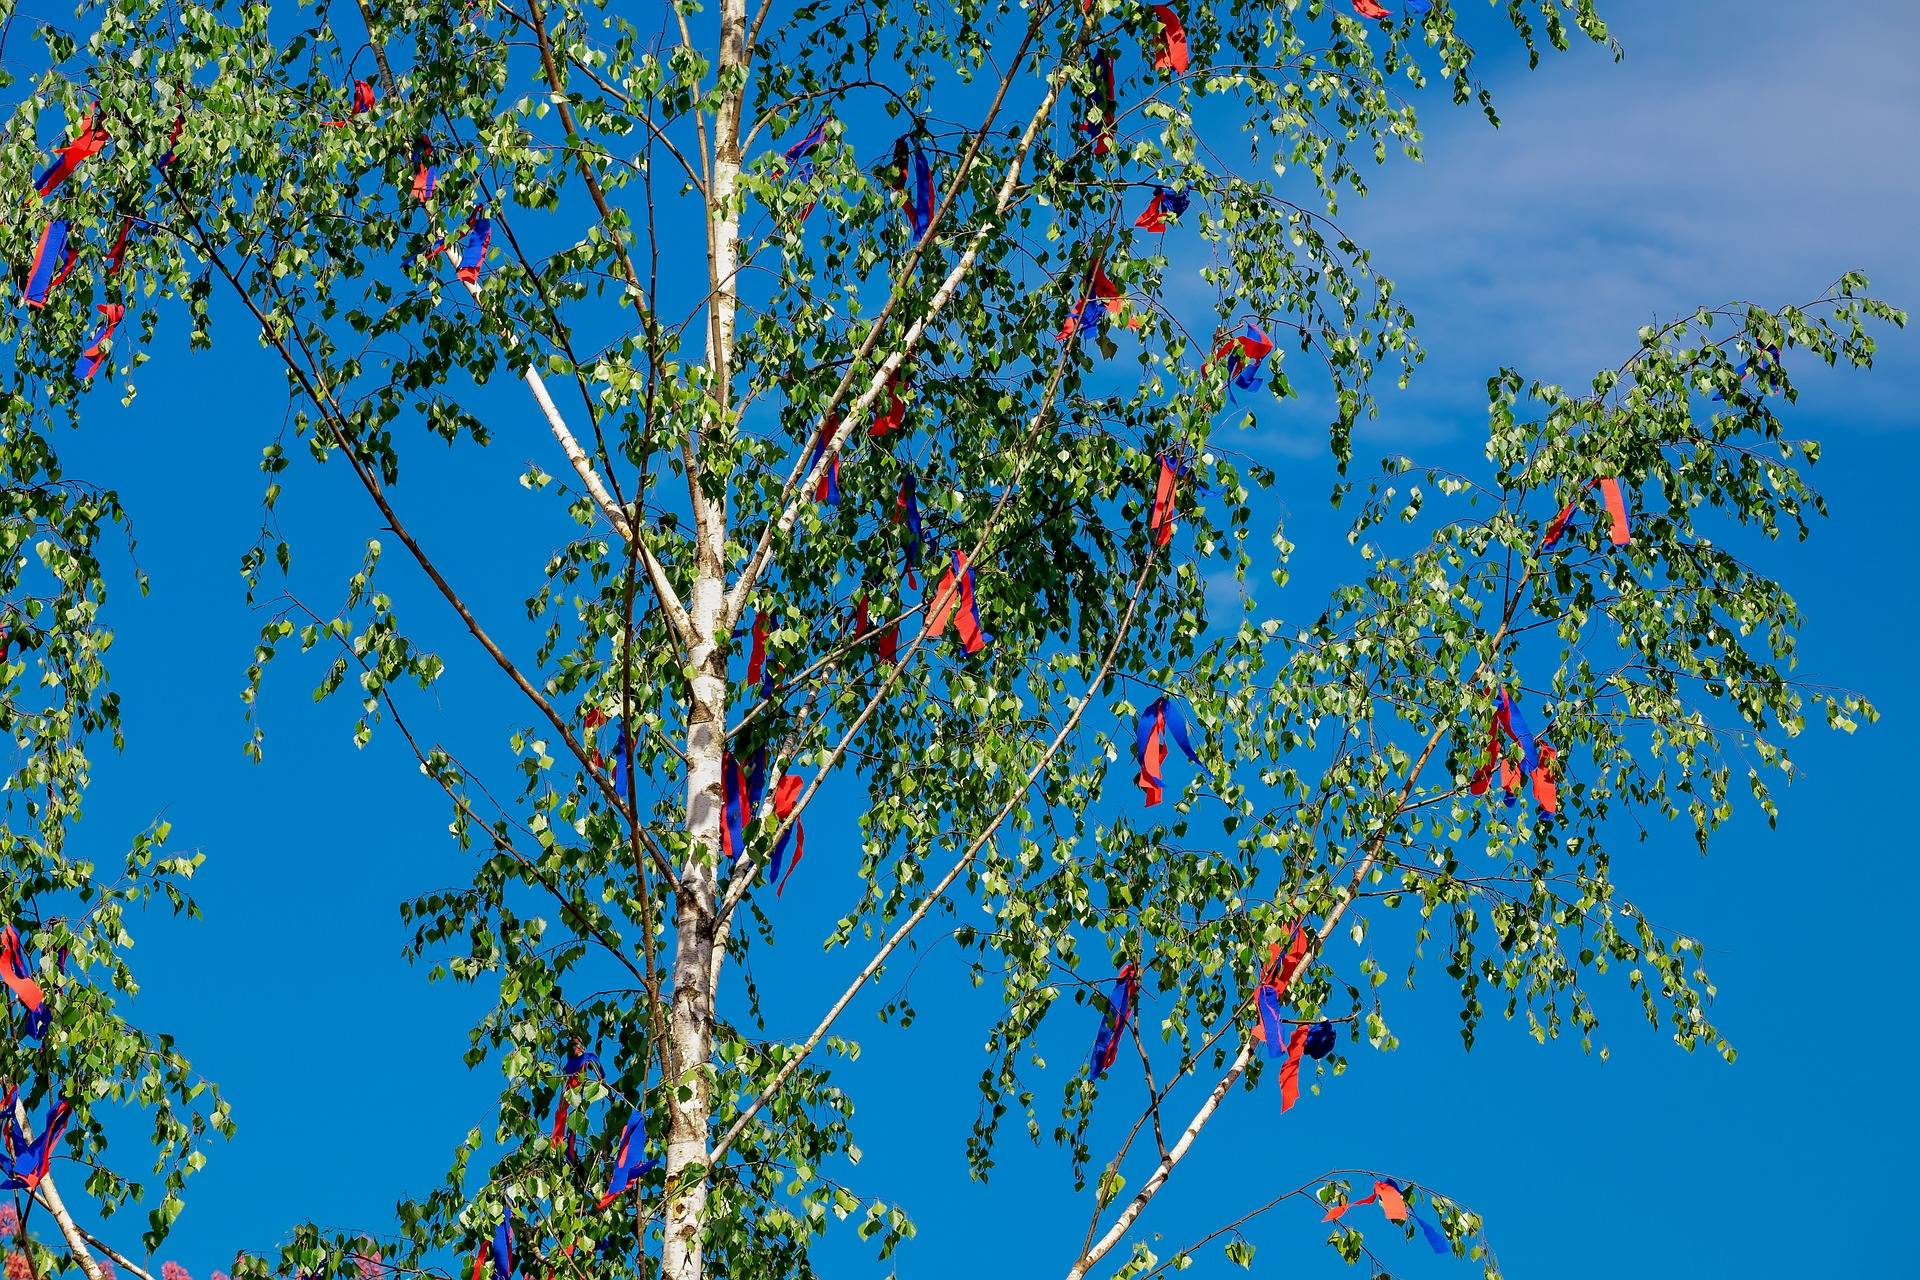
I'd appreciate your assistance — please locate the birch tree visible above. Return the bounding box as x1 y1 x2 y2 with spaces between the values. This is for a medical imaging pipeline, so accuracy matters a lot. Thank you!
0 1 1899 1280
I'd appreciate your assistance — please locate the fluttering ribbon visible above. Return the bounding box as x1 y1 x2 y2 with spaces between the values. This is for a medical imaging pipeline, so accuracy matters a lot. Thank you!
1253 928 1316 1110
854 596 899 664
23 219 77 309
1322 1178 1409 1225
1 926 49 1041
1080 50 1118 157
1323 1175 1456 1254
810 417 842 505
1468 688 1557 815
0 1089 71 1191
75 303 126 381
783 117 826 178
106 215 135 275
324 79 378 126
1134 185 1191 232
549 1046 601 1158
747 612 773 695
410 136 438 203
926 551 988 654
768 774 806 894
1714 342 1785 402
455 207 492 284
607 724 632 794
895 476 924 587
34 110 109 199
1213 322 1274 397
487 1218 515 1280
1134 695 1201 806
597 1113 661 1208
1351 0 1393 18
1148 453 1188 547
1540 477 1630 549
1086 963 1139 1077
1057 257 1133 343
720 752 751 865
155 114 185 171
1149 5 1190 73
889 133 934 241
780 116 828 220
870 371 908 439
582 706 608 768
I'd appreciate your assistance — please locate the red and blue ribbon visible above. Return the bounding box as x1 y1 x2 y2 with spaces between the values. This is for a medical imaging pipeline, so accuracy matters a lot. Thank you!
768 773 806 894
74 304 126 382
1541 477 1630 549
895 476 924 587
155 114 185 171
1214 322 1274 398
1 1089 71 1191
456 207 492 284
1323 1176 1450 1252
1134 185 1191 232
410 136 437 203
1080 51 1118 156
1057 257 1130 343
1468 688 1557 815
23 219 77 309
34 110 109 199
1087 963 1139 1077
890 133 934 241
810 417 842 505
854 596 899 664
926 551 988 654
1714 342 1784 402
1323 1178 1409 1225
1134 695 1201 806
549 1046 601 1159
106 215 135 275
1148 453 1190 547
597 1113 661 1208
780 116 828 219
1 926 49 1041
1254 928 1314 1109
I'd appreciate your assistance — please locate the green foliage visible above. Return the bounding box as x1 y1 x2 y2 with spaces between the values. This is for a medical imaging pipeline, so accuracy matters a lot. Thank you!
0 1 1901 1279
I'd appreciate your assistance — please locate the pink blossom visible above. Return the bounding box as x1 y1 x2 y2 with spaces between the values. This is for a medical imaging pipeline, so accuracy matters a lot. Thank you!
97 1261 116 1280
0 1207 17 1237
6 1251 32 1280
160 1263 192 1280
353 1248 385 1280
211 1271 229 1280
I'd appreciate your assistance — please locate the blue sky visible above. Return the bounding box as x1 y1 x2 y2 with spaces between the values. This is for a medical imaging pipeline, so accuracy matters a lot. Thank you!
45 1 1917 1278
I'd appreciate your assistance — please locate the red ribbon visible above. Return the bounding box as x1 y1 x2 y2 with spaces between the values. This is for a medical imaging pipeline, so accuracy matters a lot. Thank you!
1351 0 1392 18
75 303 125 381
1323 1179 1410 1224
1542 477 1630 549
748 613 769 688
870 371 908 439
1 926 46 1019
1278 1025 1309 1111
106 215 134 275
1149 455 1180 547
854 596 898 664
1149 5 1190 73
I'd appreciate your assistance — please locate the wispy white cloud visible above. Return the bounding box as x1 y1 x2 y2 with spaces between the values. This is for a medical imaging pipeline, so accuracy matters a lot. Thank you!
1332 0 1918 431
